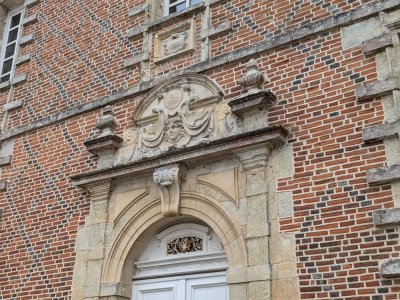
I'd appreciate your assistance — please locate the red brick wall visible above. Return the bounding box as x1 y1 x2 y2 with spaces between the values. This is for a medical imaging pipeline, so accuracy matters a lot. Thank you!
0 0 398 299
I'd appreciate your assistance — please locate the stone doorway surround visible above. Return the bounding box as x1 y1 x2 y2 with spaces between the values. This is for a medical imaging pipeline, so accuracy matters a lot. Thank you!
70 67 299 299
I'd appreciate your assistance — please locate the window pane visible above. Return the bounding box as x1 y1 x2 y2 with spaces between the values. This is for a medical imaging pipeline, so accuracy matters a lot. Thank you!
0 74 10 83
7 28 19 43
2 58 13 74
10 13 21 28
4 43 16 59
169 2 186 14
169 0 179 3
190 0 202 4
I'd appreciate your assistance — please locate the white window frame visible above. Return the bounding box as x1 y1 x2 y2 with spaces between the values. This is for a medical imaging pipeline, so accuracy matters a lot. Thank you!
0 5 24 83
163 0 201 16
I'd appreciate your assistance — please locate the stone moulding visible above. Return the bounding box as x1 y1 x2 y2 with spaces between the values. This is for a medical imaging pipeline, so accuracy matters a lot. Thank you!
71 126 288 186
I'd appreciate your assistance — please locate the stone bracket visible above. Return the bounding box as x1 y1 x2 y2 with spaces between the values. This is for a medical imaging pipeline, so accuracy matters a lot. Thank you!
0 181 7 191
367 163 400 186
356 77 400 102
373 208 400 226
380 259 400 278
201 21 232 40
153 163 187 217
128 4 149 18
228 90 276 117
0 155 12 167
124 53 149 68
3 100 24 112
363 119 400 143
362 34 393 57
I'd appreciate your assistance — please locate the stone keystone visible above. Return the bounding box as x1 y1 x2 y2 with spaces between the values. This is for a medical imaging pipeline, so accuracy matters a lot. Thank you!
153 163 187 217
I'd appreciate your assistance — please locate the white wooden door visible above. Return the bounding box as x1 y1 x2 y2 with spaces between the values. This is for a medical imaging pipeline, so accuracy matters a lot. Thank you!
133 273 228 300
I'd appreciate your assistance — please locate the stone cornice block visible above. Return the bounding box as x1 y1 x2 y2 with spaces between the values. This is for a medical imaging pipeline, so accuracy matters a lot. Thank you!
373 208 400 226
0 81 10 91
380 259 400 278
367 163 400 186
201 21 232 40
356 77 400 102
22 13 38 26
127 26 146 39
0 155 12 167
363 119 400 143
228 90 276 116
16 54 31 66
128 4 149 17
362 34 393 57
3 100 24 112
11 74 27 86
386 20 400 31
0 181 7 191
84 134 123 155
19 33 35 46
124 53 149 68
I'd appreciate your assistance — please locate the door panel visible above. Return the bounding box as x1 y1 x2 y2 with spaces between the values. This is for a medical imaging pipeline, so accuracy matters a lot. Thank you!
134 279 185 300
186 276 228 300
133 273 228 300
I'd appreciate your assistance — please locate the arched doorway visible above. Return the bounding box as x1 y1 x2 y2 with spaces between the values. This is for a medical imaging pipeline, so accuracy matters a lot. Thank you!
132 222 229 300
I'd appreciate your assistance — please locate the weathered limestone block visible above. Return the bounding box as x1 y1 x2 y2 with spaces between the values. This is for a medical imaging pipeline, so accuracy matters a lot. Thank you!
373 208 400 226
342 16 387 49
363 119 400 143
356 77 400 102
0 155 12 167
367 164 400 185
201 20 232 40
380 259 400 278
362 34 393 57
0 180 7 191
3 100 23 111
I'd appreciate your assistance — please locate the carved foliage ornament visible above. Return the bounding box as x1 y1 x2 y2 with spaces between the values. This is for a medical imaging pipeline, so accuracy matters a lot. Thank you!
167 236 203 255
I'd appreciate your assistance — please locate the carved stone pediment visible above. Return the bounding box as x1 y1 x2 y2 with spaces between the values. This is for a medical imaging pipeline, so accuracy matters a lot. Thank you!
129 74 241 161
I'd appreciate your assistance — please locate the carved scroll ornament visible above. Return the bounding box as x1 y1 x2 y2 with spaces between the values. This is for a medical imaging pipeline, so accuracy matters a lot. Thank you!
153 163 187 217
136 80 221 157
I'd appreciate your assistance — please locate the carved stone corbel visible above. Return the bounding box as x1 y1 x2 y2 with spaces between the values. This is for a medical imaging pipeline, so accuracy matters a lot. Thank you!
153 163 187 217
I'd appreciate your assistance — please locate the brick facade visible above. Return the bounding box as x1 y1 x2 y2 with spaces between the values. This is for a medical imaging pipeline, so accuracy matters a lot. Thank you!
0 0 400 299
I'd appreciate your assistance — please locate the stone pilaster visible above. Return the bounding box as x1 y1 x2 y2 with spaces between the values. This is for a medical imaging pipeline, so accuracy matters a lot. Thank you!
236 147 271 300
72 180 112 300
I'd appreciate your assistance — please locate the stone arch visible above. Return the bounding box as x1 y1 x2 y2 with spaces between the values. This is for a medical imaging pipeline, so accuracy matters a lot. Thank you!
101 191 247 293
